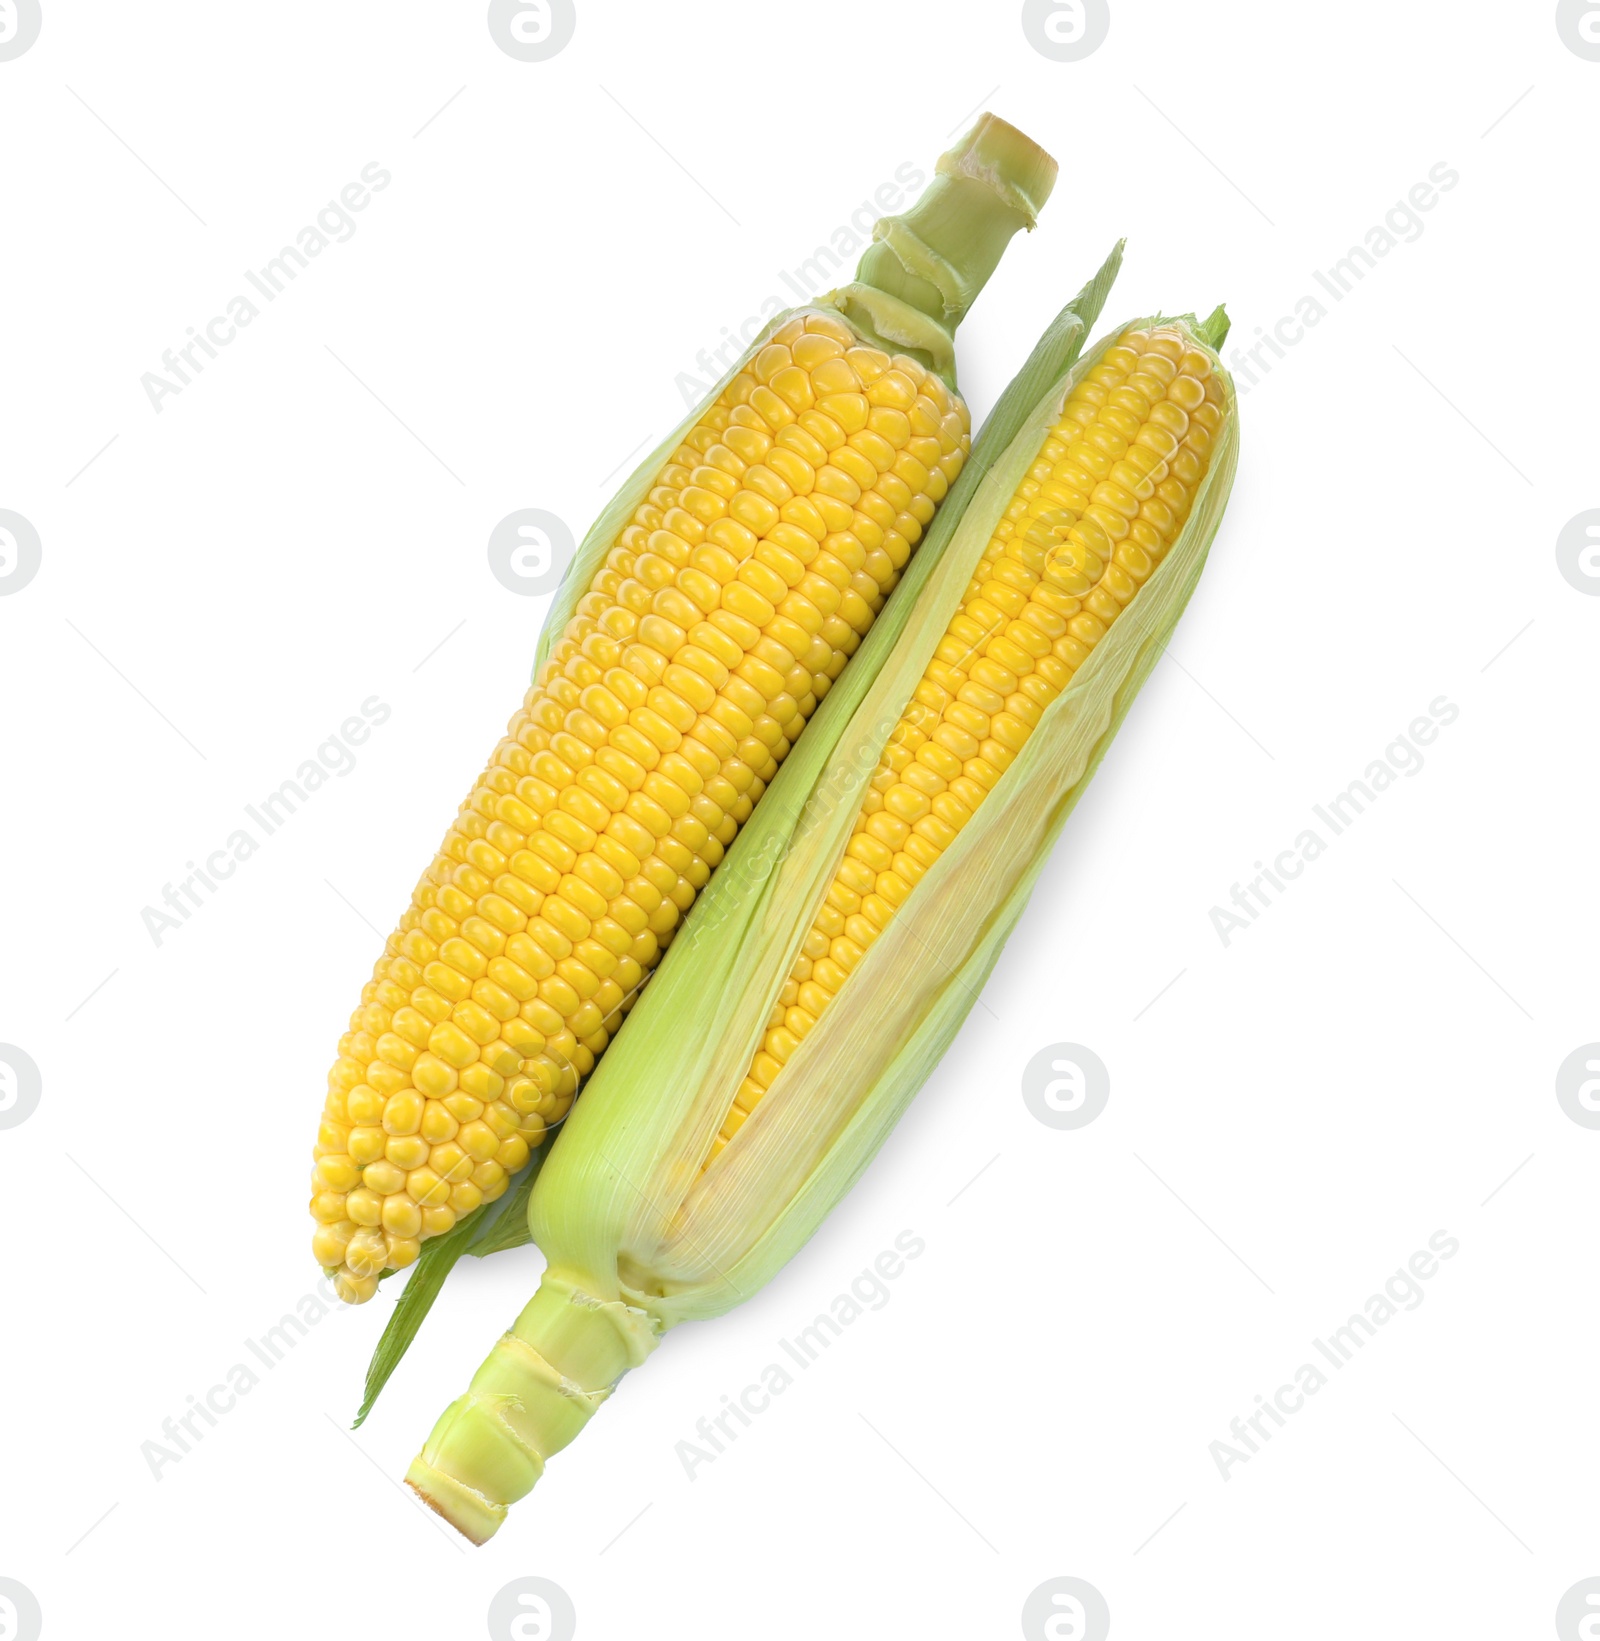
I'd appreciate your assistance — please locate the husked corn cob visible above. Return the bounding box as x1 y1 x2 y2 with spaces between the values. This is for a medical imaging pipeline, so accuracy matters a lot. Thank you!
711 323 1225 1159
311 323 969 1299
309 116 1059 1303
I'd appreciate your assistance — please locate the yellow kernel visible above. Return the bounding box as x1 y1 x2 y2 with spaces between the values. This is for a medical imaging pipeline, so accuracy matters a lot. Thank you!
443 1090 486 1124
407 1167 449 1207
346 1189 383 1228
315 1154 360 1191
431 1142 473 1183
363 1159 406 1196
382 1091 424 1136
379 1194 423 1234
473 1159 509 1195
375 1032 417 1072
1167 373 1206 412
458 1120 500 1162
385 1134 429 1170
344 1085 384 1125
347 1126 386 1165
344 1227 387 1276
845 346 889 383
311 1224 354 1266
410 1052 457 1098
309 1191 347 1224
794 331 846 370
420 1100 459 1144
428 1022 480 1070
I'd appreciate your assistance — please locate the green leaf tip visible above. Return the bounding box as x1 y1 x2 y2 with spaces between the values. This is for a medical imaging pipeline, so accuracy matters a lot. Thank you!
1196 304 1231 350
351 1148 545 1427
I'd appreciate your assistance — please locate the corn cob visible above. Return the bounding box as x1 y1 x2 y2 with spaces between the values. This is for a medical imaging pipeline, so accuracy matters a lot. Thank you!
709 319 1227 1161
404 256 1241 1544
309 116 1057 1304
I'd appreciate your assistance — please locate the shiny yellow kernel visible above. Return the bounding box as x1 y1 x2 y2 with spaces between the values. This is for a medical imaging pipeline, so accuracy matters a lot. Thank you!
344 1227 387 1276
312 1223 354 1266
346 1189 383 1228
385 1134 429 1170
382 1091 424 1136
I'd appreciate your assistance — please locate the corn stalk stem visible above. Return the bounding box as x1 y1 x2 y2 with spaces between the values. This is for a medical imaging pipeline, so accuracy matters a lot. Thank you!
406 1271 658 1544
840 112 1056 383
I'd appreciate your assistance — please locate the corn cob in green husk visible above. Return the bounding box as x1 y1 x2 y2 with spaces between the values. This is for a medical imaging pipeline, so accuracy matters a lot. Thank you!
403 256 1239 1542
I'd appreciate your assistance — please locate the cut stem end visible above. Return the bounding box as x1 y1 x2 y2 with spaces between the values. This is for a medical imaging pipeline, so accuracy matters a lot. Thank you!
407 1272 660 1544
844 112 1058 382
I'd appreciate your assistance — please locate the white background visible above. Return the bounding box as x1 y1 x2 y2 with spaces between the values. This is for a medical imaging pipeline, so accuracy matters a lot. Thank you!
1 2 1596 1637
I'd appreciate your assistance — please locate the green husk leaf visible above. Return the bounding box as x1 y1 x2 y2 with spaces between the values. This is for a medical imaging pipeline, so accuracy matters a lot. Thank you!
353 1235 463 1429
1197 303 1231 350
